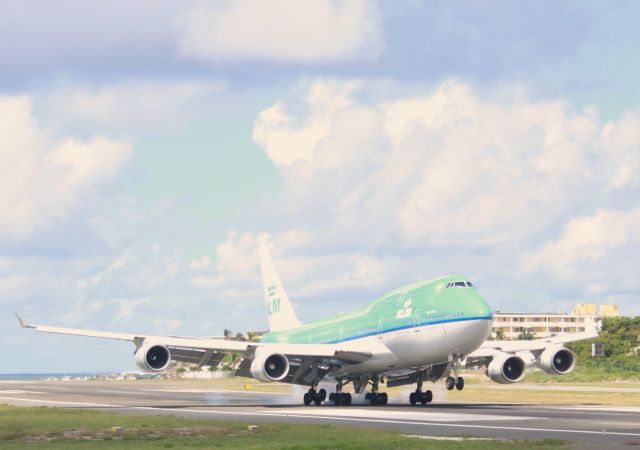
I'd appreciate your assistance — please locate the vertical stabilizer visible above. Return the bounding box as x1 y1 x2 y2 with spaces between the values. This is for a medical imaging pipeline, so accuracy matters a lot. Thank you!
259 249 301 331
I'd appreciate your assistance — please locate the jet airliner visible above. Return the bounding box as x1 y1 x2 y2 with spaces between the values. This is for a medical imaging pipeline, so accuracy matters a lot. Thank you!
17 250 598 406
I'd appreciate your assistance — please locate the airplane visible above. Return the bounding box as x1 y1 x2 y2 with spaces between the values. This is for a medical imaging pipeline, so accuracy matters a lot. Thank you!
16 249 598 406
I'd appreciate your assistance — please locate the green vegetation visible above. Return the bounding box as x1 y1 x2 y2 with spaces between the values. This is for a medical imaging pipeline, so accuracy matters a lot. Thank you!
527 316 640 383
0 405 566 449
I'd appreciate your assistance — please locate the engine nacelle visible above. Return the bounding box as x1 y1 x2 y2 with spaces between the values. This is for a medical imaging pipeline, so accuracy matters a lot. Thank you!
487 353 526 384
250 348 290 382
537 346 575 375
135 344 171 372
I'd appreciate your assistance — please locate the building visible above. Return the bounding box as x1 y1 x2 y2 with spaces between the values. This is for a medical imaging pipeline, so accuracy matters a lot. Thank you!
490 303 617 340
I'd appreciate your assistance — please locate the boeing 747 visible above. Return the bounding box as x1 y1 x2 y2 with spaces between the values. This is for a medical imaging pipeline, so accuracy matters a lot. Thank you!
16 250 598 406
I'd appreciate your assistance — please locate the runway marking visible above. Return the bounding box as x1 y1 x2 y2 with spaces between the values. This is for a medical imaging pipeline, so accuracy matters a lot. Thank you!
265 407 533 422
3 395 640 439
140 388 288 395
0 390 43 394
134 406 640 438
0 396 117 408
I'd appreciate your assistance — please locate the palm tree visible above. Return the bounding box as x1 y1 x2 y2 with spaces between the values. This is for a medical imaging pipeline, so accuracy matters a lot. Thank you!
175 367 187 379
207 365 218 379
189 365 201 378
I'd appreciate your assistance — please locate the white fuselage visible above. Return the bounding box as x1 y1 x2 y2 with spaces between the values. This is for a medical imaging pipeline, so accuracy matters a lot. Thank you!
335 318 492 377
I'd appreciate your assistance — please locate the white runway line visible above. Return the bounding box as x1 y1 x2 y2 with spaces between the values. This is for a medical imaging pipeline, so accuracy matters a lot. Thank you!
0 396 117 408
133 406 640 438
266 407 534 422
0 390 43 394
140 388 288 395
2 395 640 438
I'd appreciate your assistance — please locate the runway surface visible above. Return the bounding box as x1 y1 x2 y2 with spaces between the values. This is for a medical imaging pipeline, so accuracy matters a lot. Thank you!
1 380 639 447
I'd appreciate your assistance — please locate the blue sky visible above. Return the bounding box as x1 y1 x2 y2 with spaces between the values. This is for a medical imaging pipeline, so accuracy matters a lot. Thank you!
2 0 640 372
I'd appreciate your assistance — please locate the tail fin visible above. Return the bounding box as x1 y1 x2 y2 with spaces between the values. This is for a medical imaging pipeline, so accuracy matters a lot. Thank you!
259 248 301 331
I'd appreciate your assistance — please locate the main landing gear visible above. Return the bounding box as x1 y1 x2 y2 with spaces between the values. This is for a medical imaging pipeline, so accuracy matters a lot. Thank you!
409 377 433 406
445 354 465 391
364 376 388 405
303 383 327 406
328 379 351 406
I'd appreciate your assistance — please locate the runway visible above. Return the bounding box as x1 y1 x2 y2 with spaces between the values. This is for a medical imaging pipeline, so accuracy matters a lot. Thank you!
1 380 639 447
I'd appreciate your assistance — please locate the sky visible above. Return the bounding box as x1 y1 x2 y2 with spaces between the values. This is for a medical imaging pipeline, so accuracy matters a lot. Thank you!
2 0 640 373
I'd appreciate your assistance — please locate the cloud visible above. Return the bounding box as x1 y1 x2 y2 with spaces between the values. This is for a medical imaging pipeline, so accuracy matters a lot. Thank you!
176 0 383 63
244 79 640 314
39 80 226 135
0 96 131 238
521 208 640 288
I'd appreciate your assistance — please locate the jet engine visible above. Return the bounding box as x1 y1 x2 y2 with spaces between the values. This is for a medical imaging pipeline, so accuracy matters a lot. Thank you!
135 343 171 372
487 353 526 384
537 346 575 375
250 348 290 382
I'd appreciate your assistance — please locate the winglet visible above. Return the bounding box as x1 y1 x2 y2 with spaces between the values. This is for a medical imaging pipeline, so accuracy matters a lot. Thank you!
15 312 34 329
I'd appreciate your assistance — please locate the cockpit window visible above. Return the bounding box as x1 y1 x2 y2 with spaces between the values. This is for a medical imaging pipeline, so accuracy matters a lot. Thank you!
446 281 474 288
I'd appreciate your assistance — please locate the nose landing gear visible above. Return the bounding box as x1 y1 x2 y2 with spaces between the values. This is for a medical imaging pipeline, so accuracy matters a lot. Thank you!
446 354 465 391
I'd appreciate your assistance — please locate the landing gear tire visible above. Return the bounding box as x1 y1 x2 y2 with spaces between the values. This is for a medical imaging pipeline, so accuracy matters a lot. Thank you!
304 388 326 406
455 376 464 391
366 392 388 405
425 390 433 403
330 392 351 406
410 389 433 406
445 376 455 391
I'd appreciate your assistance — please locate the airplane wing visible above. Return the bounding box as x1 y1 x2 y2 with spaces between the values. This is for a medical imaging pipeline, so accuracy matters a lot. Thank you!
465 321 599 368
14 312 383 368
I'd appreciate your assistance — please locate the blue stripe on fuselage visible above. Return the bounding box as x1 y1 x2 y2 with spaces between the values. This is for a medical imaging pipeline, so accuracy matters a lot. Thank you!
323 315 492 344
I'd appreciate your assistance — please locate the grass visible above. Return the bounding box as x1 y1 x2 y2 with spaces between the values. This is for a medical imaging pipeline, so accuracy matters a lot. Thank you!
0 404 566 449
525 365 640 383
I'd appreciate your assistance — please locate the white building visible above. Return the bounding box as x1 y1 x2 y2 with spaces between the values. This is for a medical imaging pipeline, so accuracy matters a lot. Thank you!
492 310 601 340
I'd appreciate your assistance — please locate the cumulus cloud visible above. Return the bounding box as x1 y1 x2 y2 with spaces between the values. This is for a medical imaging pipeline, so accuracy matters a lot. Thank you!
246 79 640 314
0 96 131 238
176 0 383 63
522 209 640 286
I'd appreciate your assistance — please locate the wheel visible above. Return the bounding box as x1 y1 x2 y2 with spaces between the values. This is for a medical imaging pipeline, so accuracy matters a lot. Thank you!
445 376 455 391
425 390 433 403
380 392 388 405
455 376 464 391
318 388 327 401
314 395 322 406
329 392 336 404
369 393 377 405
409 392 416 406
420 392 427 405
345 393 352 405
303 392 311 406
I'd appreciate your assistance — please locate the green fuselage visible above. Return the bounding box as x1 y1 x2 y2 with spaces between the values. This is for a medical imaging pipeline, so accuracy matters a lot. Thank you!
261 275 493 345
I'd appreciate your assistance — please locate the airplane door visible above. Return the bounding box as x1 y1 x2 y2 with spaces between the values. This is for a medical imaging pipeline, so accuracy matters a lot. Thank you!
413 309 422 332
